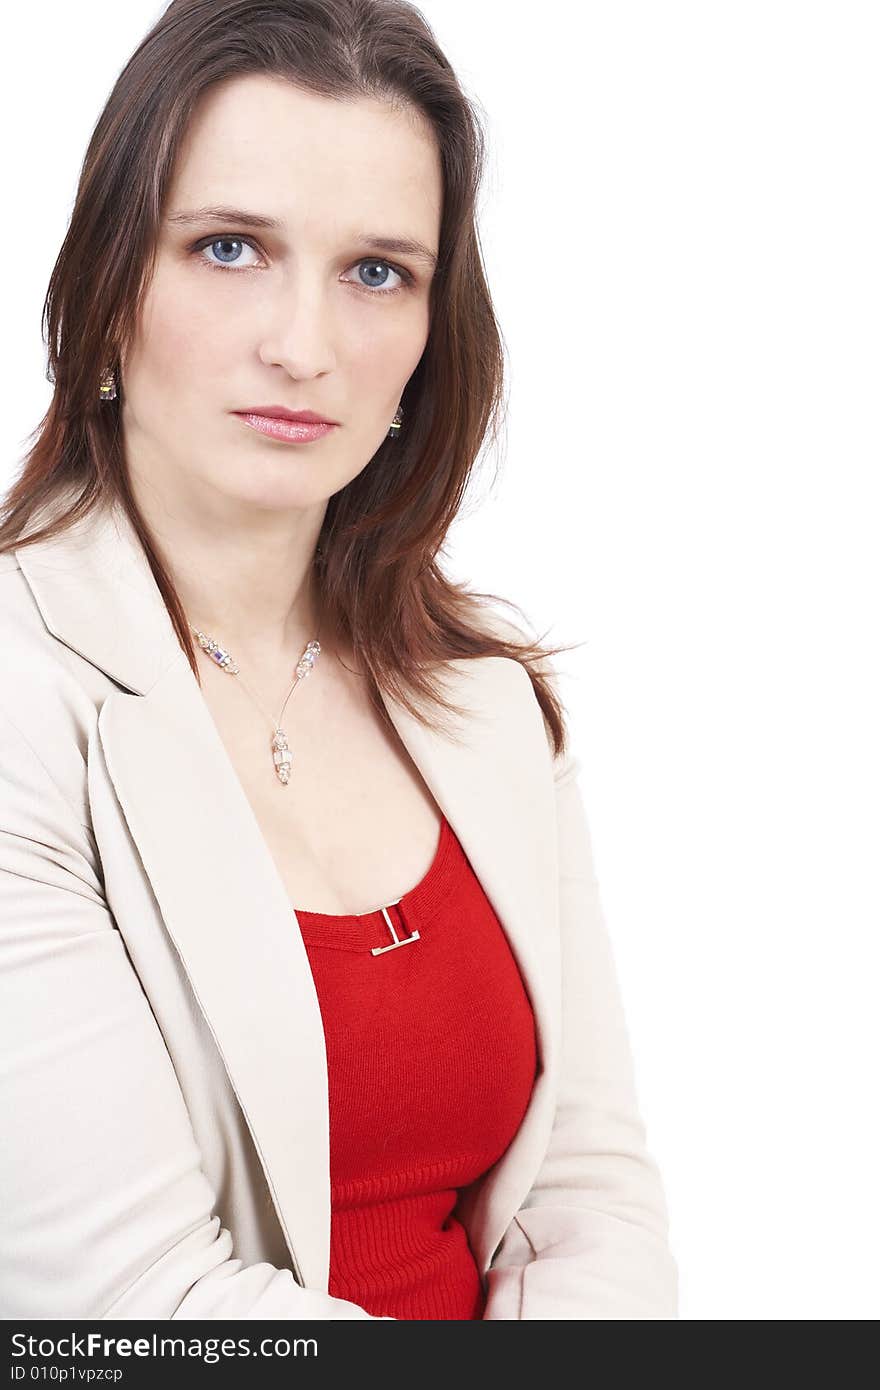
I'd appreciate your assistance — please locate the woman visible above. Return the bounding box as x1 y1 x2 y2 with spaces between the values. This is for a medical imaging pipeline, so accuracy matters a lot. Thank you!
0 0 679 1320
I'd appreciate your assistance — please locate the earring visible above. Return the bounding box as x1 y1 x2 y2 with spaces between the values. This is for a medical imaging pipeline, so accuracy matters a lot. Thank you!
98 367 117 402
387 403 404 438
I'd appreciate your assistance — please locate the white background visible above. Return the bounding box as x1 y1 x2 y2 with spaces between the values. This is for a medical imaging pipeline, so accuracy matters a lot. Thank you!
2 2 878 1319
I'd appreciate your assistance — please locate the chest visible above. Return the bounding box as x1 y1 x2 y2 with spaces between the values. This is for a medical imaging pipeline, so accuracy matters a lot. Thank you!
196 658 444 916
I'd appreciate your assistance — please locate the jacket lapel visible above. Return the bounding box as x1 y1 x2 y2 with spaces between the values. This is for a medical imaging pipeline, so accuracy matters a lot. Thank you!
15 490 560 1290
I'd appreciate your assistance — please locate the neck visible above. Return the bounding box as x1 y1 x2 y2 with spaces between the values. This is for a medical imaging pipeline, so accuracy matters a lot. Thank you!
126 464 327 671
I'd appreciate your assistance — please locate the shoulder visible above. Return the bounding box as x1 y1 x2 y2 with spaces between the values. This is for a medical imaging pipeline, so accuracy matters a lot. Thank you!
0 554 70 682
0 559 102 827
474 604 536 647
474 602 568 702
472 605 543 687
473 603 578 783
0 554 55 674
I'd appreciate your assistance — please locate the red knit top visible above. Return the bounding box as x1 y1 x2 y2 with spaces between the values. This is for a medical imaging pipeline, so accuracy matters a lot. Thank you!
294 811 538 1320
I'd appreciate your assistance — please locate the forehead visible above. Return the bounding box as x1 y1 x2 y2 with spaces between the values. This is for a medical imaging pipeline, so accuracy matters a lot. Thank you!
165 74 442 244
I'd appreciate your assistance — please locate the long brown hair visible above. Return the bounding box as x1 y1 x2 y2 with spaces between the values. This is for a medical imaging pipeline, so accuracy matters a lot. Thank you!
0 0 583 755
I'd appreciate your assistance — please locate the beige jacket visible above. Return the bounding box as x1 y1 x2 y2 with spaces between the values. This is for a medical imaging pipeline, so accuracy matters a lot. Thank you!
0 485 679 1319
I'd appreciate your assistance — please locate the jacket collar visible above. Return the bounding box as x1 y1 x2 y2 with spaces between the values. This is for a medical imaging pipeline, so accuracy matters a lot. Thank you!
15 484 561 1290
15 482 184 696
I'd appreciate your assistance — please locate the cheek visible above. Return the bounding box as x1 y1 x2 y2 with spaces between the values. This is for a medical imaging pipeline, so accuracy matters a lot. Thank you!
136 271 233 382
346 301 430 390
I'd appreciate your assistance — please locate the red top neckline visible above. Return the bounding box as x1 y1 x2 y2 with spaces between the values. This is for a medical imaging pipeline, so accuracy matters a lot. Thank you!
294 813 456 938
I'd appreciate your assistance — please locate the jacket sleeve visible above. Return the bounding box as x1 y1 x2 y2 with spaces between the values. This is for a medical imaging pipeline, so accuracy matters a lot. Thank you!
0 706 392 1320
482 717 680 1318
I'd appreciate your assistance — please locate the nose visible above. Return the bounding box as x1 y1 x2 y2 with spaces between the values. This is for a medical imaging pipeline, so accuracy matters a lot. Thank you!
258 277 337 378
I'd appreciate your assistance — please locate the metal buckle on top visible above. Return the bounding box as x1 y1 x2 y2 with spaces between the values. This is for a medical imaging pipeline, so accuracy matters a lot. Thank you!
370 898 421 955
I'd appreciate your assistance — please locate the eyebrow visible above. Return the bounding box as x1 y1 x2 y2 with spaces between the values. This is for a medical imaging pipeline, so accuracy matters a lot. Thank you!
166 205 438 269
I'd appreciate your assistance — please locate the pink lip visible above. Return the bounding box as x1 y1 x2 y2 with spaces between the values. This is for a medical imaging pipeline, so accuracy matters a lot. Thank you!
233 411 337 443
237 405 336 423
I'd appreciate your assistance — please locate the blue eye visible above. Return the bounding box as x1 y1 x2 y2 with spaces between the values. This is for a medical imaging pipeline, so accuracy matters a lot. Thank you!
198 236 260 269
191 234 413 296
353 259 407 293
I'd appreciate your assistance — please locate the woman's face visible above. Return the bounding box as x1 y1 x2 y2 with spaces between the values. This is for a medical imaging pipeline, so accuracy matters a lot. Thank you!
120 74 442 515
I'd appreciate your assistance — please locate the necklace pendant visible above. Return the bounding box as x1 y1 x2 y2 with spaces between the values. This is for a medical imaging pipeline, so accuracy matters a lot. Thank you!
271 728 293 785
192 629 240 673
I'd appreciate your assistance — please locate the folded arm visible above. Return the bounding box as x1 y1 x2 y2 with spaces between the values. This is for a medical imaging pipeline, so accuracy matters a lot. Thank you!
0 707 391 1320
483 734 680 1319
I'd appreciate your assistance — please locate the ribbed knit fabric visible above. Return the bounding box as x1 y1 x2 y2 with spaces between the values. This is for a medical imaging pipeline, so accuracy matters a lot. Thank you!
294 812 538 1320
